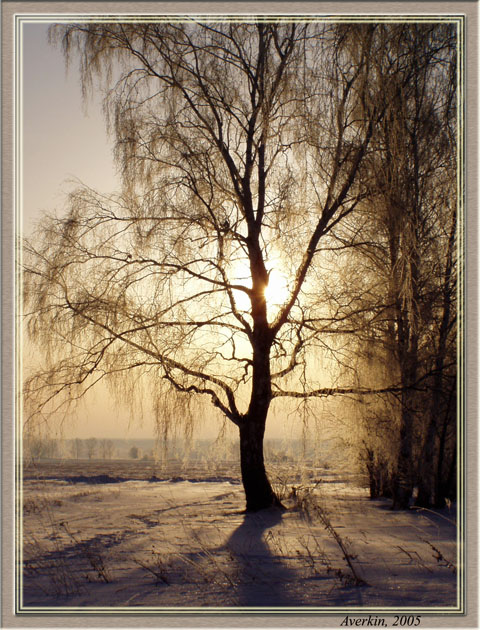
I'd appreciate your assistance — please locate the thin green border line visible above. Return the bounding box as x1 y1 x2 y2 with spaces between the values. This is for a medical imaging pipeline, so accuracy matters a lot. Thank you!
15 13 465 616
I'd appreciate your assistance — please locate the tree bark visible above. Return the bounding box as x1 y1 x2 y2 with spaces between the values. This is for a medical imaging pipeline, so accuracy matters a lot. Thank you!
416 423 436 507
416 366 443 507
239 312 283 512
392 357 417 509
417 212 456 508
239 412 283 512
416 368 447 508
392 398 415 509
433 384 455 507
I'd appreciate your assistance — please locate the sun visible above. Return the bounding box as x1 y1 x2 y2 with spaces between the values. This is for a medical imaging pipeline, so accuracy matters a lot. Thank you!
264 267 290 311
229 254 291 315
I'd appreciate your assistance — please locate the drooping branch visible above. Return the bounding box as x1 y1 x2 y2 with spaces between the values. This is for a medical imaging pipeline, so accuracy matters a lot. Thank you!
60 293 243 423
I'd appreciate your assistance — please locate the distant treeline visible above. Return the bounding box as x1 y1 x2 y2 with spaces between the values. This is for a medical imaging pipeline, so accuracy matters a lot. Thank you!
23 435 342 466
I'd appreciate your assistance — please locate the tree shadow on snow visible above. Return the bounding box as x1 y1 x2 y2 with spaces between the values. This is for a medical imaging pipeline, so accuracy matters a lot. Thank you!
224 508 303 607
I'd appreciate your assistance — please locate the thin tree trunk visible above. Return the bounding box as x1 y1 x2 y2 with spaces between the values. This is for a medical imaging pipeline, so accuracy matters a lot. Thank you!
393 397 415 509
416 372 441 507
416 423 437 507
392 351 417 509
433 383 456 507
416 368 448 508
416 210 455 508
433 417 448 509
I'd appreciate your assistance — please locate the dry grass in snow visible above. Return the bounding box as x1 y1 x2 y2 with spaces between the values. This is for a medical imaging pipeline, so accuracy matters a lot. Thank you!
21 460 458 610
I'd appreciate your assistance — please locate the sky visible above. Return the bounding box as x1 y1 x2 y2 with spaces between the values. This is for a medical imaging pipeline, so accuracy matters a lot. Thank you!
22 23 144 439
22 23 118 236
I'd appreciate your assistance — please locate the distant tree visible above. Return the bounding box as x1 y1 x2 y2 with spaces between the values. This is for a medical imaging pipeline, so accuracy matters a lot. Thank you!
85 437 98 459
23 21 458 511
70 438 84 460
100 438 115 459
25 434 58 461
129 446 139 460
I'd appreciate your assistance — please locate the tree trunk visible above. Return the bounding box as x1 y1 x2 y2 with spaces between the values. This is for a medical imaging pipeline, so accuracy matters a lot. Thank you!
392 385 415 509
417 365 455 508
416 396 438 507
417 208 456 508
433 385 455 507
239 413 283 512
391 255 420 510
389 269 418 510
433 422 447 509
417 264 455 507
238 312 283 512
443 448 456 503
364 448 379 499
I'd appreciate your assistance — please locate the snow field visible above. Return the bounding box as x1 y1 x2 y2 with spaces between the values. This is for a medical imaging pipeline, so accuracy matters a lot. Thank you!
21 464 458 610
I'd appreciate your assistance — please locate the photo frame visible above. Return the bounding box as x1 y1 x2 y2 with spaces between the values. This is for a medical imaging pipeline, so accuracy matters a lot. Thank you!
2 1 477 627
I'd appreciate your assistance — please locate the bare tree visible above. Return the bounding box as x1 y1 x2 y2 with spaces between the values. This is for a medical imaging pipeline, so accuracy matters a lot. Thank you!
372 24 456 509
24 21 444 511
100 438 115 459
24 433 59 462
85 437 98 460
70 438 84 460
129 446 140 460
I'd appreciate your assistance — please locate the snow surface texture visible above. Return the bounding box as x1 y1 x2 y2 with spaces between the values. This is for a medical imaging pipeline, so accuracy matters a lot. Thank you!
21 461 458 610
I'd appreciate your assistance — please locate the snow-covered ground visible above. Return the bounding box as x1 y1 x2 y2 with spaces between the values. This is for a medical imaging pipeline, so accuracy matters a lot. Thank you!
21 460 458 611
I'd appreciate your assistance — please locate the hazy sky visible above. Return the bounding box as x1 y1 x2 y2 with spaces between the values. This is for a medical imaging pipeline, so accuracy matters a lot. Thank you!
22 23 119 236
22 23 143 439
22 24 256 441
